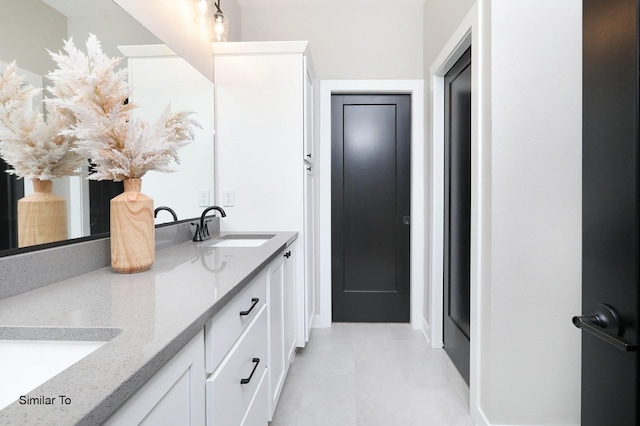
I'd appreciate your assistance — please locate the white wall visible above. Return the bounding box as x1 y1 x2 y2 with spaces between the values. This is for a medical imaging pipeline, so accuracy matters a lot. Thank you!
0 0 66 76
66 13 161 59
425 0 582 424
240 1 424 79
480 1 582 423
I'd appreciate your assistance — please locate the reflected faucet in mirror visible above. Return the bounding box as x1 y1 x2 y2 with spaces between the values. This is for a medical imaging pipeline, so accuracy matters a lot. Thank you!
154 206 178 222
192 206 226 242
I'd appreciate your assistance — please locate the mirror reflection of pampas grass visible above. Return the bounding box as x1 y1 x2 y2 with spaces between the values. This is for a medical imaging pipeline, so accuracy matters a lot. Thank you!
0 62 84 180
47 34 201 182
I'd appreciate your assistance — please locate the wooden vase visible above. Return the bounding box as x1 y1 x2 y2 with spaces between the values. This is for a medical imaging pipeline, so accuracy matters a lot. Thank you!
110 178 155 273
17 179 67 248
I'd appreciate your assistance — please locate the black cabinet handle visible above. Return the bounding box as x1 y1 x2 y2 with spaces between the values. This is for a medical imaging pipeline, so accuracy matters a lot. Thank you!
306 153 312 158
239 298 259 316
307 167 312 172
284 251 291 258
572 303 637 352
240 358 260 384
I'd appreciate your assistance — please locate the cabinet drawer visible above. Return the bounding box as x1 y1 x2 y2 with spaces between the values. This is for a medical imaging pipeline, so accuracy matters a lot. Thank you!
205 270 267 373
241 367 268 426
206 306 268 426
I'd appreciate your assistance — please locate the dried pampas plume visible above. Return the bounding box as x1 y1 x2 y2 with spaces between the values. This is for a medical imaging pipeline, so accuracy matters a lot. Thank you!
47 34 201 181
0 62 84 180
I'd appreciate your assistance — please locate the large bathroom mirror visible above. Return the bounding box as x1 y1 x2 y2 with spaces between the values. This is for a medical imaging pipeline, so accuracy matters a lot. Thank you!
0 0 215 255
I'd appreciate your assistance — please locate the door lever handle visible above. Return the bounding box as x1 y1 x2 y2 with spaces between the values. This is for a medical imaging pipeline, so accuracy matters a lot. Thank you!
572 303 637 352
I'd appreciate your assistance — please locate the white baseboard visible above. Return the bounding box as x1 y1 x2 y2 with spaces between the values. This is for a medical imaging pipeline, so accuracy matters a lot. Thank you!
421 316 431 344
311 314 326 328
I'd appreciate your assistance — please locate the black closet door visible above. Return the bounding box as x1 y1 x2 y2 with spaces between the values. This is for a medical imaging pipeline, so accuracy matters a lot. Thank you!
443 47 471 385
579 0 639 424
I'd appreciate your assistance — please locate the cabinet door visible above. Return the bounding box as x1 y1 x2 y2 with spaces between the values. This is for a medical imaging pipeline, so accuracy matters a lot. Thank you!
284 245 297 365
303 58 314 161
268 255 286 420
303 166 315 343
105 330 205 425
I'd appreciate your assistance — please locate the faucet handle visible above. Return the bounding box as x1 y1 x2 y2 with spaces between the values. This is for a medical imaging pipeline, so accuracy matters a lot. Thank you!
191 222 204 242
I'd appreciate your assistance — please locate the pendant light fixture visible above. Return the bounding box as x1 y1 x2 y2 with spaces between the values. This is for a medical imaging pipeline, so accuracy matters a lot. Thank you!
213 0 227 42
196 0 228 43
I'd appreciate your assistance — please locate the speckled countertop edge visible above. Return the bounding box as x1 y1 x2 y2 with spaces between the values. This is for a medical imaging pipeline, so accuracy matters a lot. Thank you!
0 231 297 426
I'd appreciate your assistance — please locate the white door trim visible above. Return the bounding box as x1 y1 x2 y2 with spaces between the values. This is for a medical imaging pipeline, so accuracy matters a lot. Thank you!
318 80 425 329
429 3 489 425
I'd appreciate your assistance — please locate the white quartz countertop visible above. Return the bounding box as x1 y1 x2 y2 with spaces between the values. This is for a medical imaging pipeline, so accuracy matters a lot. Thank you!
0 231 297 425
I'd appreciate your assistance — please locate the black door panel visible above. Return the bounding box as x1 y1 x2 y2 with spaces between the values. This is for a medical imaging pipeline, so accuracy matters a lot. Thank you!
581 0 639 424
331 94 411 322
443 47 471 384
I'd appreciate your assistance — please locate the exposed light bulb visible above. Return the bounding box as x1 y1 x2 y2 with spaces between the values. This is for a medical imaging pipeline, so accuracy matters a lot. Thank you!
213 12 226 42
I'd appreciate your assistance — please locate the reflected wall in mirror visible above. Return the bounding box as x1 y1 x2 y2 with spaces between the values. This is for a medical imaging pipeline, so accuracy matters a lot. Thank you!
0 0 215 254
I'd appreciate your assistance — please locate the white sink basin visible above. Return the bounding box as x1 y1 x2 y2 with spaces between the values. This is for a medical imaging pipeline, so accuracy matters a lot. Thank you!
210 239 270 247
0 340 106 410
209 234 275 248
0 328 118 410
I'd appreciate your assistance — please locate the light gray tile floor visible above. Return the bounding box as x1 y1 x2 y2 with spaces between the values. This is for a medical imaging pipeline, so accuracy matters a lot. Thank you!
270 323 474 426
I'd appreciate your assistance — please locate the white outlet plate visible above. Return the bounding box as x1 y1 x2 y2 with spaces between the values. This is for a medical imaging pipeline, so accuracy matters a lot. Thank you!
197 189 210 207
223 189 235 207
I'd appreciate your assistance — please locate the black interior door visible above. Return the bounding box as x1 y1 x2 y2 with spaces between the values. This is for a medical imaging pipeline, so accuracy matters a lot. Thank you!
443 47 471 385
579 1 639 424
331 94 411 322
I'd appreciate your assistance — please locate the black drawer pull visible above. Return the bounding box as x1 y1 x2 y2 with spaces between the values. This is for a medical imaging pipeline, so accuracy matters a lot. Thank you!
239 298 259 316
240 358 260 384
284 251 291 258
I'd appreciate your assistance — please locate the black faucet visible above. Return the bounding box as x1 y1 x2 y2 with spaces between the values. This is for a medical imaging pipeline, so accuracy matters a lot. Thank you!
193 206 226 242
154 206 178 222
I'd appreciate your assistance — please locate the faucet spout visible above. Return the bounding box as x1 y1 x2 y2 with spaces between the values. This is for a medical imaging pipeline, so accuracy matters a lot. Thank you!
154 206 178 222
193 206 226 242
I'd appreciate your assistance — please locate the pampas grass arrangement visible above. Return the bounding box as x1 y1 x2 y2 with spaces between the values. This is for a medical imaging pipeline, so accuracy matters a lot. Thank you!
47 34 200 181
0 62 84 180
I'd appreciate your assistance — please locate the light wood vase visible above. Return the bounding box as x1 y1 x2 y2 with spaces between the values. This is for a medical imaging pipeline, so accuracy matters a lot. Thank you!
110 178 155 273
17 179 67 248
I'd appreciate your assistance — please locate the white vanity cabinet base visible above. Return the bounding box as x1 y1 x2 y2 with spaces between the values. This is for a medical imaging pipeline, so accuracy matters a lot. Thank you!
268 244 298 420
268 254 286 420
206 306 268 426
205 271 268 373
104 330 205 425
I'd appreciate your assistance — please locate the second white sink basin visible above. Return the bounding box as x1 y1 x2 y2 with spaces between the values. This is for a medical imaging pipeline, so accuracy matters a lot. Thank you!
209 234 275 248
210 239 269 247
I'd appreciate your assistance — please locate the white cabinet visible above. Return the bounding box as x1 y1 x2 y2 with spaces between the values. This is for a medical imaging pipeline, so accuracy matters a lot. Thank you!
283 244 297 365
205 272 267 373
206 307 267 426
213 42 316 349
205 269 269 426
267 244 298 420
104 330 205 425
268 254 286 419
